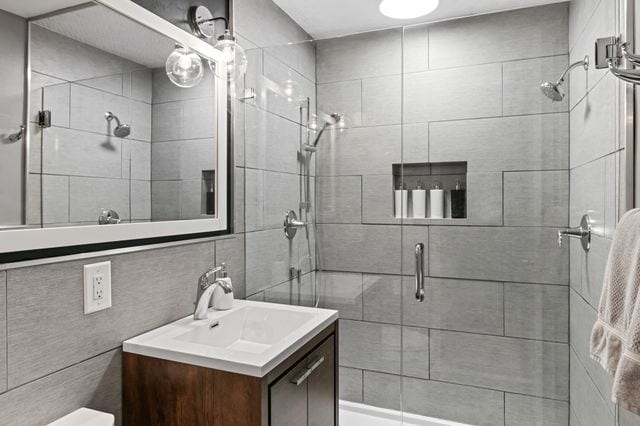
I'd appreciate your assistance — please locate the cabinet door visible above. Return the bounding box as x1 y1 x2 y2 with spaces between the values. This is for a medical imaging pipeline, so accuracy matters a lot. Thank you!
270 358 308 426
307 336 336 426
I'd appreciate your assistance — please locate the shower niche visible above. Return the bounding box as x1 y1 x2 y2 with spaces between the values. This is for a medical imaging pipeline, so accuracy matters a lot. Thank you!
392 162 467 221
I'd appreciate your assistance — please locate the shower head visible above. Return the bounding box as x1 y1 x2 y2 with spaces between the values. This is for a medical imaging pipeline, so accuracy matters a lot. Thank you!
306 113 344 151
540 56 589 102
105 112 131 138
540 81 565 101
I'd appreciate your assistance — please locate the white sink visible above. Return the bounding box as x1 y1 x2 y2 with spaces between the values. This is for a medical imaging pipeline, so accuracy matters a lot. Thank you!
123 300 338 377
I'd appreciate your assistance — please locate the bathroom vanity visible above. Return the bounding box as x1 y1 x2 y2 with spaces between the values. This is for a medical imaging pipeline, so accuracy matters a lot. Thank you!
122 301 339 425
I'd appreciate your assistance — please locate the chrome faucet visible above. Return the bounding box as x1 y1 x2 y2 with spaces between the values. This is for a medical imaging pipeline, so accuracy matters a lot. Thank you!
193 263 226 320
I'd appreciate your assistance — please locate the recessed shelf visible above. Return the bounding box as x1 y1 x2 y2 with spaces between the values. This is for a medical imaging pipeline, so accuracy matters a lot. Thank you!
392 162 467 220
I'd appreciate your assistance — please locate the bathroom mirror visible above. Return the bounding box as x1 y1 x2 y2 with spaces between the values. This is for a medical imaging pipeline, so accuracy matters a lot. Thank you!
0 0 230 261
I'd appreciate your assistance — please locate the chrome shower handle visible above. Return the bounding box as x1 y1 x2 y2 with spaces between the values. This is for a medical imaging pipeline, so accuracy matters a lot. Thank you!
8 125 25 142
557 214 591 252
415 243 425 302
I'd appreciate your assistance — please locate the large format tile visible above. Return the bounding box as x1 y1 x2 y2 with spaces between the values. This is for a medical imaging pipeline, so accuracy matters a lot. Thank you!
428 3 568 69
0 349 121 426
42 175 69 224
402 326 430 380
317 80 362 128
570 350 615 426
151 180 181 221
43 83 70 128
568 0 617 109
570 157 606 236
317 272 363 320
263 171 299 228
69 177 129 223
430 330 569 399
42 127 123 179
6 242 214 387
339 367 363 403
403 63 502 123
402 24 429 73
570 76 617 168
319 224 428 275
362 175 396 224
262 52 315 123
362 274 401 324
362 75 401 126
569 0 601 50
316 29 401 83
403 277 503 335
316 125 401 176
244 168 264 231
466 172 504 226
402 377 505 426
505 283 568 342
503 55 569 116
430 114 568 172
244 106 300 174
317 176 362 224
429 227 569 285
505 393 569 426
504 171 569 227
245 228 298 295
70 84 128 136
339 320 401 374
130 180 150 221
363 371 401 410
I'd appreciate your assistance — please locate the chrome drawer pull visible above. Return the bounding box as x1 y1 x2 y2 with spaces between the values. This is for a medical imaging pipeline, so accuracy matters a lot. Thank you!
290 356 325 386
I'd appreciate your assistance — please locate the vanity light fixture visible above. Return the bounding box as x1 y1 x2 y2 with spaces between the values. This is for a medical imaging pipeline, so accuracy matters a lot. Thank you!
165 45 204 88
188 5 247 82
379 0 439 19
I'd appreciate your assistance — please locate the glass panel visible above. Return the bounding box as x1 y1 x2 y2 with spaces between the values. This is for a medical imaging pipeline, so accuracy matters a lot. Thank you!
400 11 570 424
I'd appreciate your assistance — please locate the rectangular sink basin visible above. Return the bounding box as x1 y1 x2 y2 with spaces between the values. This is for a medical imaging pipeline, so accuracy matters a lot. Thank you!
123 300 338 377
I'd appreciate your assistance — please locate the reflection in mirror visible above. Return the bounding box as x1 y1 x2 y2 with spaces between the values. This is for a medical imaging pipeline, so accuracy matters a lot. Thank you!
25 3 219 228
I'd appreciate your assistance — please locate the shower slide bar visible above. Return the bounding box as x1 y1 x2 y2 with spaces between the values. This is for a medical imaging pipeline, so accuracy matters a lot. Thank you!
596 36 640 84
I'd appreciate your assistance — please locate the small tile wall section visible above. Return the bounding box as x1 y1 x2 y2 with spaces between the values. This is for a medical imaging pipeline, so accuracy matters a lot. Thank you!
568 0 639 425
316 4 572 425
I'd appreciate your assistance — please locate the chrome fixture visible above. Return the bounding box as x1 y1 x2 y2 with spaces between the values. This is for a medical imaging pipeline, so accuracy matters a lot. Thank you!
595 36 640 84
540 56 589 101
558 214 592 252
284 210 306 240
165 45 204 88
37 110 51 128
291 356 325 386
8 125 25 143
415 243 425 302
304 113 344 152
98 208 121 225
187 5 247 81
194 263 227 320
104 112 130 138
238 87 256 102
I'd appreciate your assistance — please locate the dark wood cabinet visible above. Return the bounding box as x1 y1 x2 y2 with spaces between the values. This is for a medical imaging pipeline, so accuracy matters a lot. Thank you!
123 320 338 426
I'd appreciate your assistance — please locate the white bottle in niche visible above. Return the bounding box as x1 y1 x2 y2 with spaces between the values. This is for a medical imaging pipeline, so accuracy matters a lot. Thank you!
395 183 409 218
412 182 427 219
430 181 445 219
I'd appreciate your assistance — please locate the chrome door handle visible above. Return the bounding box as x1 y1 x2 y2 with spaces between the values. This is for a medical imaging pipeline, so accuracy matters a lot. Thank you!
415 243 425 302
291 356 325 386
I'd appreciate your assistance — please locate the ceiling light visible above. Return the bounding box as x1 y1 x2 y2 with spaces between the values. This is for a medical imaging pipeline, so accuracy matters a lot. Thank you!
379 0 439 19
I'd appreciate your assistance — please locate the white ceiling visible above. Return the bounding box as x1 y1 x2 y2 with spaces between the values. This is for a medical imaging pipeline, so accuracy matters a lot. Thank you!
272 0 568 39
0 0 86 18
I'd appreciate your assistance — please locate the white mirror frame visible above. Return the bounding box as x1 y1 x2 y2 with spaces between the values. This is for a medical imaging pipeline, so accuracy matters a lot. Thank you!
0 0 229 255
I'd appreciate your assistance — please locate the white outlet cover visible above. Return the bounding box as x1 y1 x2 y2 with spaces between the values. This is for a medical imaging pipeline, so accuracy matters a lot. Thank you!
83 261 112 314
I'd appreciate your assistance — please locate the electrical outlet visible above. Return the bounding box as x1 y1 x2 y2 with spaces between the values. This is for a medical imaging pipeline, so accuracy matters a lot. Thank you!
84 261 112 314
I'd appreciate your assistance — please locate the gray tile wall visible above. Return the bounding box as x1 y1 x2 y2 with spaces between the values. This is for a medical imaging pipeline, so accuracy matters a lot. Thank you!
316 4 571 424
30 26 152 226
567 0 637 424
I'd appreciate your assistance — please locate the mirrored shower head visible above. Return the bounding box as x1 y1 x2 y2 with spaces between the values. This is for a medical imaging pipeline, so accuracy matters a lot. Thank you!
540 56 589 102
540 81 565 101
105 111 131 138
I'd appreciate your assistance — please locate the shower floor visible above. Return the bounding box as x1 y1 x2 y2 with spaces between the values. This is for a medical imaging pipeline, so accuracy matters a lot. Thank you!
339 401 472 426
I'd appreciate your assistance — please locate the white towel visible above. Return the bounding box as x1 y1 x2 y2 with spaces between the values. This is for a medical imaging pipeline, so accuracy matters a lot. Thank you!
591 208 640 415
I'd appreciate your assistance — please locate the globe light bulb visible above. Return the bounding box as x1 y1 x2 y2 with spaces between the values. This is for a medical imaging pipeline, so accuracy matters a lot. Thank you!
166 46 204 88
211 30 248 82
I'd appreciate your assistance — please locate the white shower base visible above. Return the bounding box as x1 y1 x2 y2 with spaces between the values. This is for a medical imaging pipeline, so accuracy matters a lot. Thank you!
339 401 472 426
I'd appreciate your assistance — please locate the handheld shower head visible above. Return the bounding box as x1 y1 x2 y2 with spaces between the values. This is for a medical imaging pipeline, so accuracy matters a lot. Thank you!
105 112 131 138
305 113 344 151
540 56 589 102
